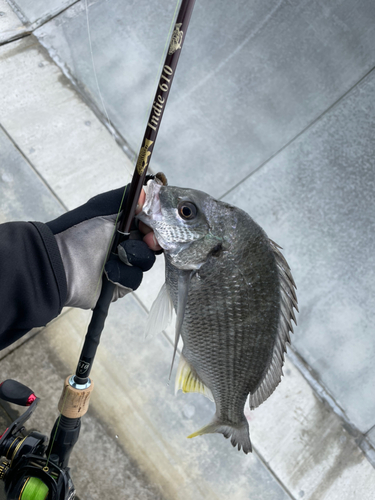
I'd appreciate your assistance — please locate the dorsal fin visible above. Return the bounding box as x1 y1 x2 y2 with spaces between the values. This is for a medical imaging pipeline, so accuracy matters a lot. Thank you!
175 355 213 401
249 239 298 410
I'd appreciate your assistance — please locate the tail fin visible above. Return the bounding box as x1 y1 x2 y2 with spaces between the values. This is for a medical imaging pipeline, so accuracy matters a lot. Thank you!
187 417 252 454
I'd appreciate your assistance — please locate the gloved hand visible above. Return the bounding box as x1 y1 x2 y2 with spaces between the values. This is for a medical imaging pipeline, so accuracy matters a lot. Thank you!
46 186 156 310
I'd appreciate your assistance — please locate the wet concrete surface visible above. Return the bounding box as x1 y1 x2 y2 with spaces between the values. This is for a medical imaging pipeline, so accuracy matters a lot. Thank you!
34 0 375 198
223 69 375 433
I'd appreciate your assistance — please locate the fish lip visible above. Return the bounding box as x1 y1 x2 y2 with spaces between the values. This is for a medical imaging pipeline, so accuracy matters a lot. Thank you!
136 178 163 228
136 178 171 250
137 179 185 254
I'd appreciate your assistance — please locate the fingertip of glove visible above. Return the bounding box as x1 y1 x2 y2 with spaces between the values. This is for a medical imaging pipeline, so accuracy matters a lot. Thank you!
105 257 143 291
118 239 156 271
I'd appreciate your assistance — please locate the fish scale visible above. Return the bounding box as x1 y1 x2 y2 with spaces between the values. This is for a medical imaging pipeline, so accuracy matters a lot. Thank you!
138 179 298 453
168 242 277 426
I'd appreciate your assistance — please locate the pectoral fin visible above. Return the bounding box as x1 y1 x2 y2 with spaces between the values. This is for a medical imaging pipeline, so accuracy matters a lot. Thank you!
144 282 173 338
169 271 192 378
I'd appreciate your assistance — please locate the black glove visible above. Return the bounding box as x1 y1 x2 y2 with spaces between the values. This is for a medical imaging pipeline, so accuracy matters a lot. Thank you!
46 186 155 310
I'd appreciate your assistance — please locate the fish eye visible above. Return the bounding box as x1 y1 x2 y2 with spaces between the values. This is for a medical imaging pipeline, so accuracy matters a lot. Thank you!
177 201 197 220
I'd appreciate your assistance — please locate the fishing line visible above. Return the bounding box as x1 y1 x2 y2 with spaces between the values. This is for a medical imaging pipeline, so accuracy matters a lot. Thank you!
83 0 181 283
139 0 182 164
49 0 182 455
82 0 182 310
44 389 69 469
85 0 113 129
84 0 126 297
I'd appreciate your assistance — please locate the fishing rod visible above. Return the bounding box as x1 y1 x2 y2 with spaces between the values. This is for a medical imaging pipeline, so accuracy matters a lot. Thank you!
0 0 196 498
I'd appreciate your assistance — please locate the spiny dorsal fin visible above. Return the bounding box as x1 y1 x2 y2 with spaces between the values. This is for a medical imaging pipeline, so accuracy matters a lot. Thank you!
175 355 213 401
249 239 298 410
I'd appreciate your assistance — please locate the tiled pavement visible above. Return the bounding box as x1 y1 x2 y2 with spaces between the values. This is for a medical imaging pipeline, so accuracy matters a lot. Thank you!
0 1 374 499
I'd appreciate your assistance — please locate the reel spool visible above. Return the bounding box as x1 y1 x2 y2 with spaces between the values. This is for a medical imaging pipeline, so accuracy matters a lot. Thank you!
0 380 76 500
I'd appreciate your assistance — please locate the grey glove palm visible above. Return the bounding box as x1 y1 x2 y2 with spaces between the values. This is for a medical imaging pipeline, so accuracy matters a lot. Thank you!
46 187 155 309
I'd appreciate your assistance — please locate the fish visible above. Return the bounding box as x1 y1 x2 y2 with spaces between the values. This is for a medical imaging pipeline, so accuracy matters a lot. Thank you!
137 178 298 453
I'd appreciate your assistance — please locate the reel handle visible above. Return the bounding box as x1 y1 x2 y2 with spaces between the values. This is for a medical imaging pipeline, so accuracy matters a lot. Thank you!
0 380 36 407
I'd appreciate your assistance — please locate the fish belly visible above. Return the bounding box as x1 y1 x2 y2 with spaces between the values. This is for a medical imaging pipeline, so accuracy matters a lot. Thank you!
167 254 280 425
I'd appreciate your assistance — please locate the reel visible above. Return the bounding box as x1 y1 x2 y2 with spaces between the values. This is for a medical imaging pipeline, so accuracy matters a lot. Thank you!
0 380 76 500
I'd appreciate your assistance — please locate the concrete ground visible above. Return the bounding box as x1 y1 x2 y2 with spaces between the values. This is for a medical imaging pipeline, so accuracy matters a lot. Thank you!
1 1 375 499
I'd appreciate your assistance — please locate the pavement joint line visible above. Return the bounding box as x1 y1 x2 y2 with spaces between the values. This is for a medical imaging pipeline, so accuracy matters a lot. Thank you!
5 0 81 32
0 30 31 47
216 59 375 468
35 32 138 168
287 346 375 469
5 0 28 25
0 399 18 427
172 0 285 108
252 445 296 500
0 327 43 361
0 123 69 212
218 63 375 202
0 309 72 363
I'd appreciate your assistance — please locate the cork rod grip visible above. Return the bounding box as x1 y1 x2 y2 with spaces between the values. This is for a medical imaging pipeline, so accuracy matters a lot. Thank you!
58 377 94 418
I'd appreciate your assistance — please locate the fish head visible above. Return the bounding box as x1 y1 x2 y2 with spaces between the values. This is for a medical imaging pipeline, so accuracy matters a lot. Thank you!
137 179 223 270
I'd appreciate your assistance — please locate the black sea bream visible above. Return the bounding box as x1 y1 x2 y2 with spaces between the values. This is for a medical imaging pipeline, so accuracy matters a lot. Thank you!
138 178 298 453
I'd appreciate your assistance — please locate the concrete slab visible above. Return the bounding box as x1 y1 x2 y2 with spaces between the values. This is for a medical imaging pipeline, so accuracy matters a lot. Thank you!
0 312 165 500
111 270 375 500
5 294 372 500
0 0 27 44
250 357 375 500
0 124 68 378
0 123 76 361
0 126 64 223
0 407 12 500
35 0 375 198
368 427 375 449
0 35 133 210
0 405 11 429
0 305 291 500
1 2 374 498
223 68 375 434
0 99 166 497
8 0 77 25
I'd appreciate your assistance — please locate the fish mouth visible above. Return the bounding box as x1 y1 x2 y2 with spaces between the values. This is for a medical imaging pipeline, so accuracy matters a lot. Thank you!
136 177 163 229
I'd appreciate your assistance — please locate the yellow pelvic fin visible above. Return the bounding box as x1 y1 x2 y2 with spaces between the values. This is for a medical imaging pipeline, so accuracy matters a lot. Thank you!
188 430 202 439
187 428 207 439
187 421 218 439
175 356 213 401
186 419 253 454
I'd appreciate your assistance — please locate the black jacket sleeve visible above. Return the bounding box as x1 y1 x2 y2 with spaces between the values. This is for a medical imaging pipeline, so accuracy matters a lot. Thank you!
0 221 67 350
